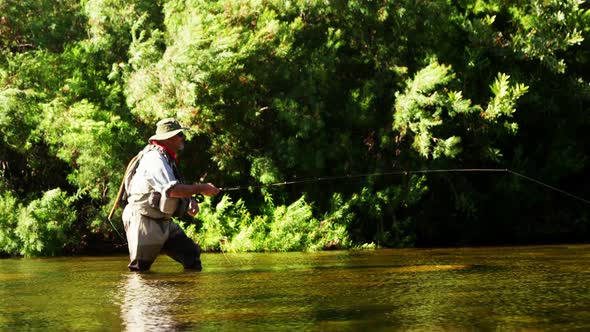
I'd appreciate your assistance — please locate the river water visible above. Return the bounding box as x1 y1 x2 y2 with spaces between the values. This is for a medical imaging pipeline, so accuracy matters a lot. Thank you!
1 245 590 331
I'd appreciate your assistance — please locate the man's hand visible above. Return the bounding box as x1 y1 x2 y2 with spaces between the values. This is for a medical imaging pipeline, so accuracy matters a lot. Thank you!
196 183 220 196
187 197 199 217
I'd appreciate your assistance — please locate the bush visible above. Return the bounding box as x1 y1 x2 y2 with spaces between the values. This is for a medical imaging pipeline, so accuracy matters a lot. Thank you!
15 188 77 257
0 184 22 255
181 193 352 253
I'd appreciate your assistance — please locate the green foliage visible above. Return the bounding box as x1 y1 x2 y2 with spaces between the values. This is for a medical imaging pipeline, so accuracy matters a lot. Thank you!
394 60 528 159
40 100 138 199
250 157 281 184
0 0 86 52
83 0 164 56
0 88 41 150
183 194 351 252
190 195 253 251
264 196 317 251
484 72 529 130
344 175 428 247
126 0 426 178
15 188 77 257
0 183 22 255
394 61 464 159
508 0 586 73
1 0 589 255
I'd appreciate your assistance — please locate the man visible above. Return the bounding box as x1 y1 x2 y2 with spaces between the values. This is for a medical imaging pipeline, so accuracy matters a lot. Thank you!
122 118 220 271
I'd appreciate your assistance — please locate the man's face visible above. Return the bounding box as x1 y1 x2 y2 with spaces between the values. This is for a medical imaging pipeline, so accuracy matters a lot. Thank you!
175 132 185 152
167 132 185 153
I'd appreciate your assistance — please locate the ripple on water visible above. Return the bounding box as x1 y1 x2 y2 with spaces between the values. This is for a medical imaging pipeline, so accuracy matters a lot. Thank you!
384 264 473 273
3 246 590 331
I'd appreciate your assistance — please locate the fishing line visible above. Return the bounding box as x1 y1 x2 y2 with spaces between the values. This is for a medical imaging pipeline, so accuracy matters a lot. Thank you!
221 168 502 191
108 217 127 243
108 168 589 243
220 168 505 191
507 169 590 205
220 168 590 205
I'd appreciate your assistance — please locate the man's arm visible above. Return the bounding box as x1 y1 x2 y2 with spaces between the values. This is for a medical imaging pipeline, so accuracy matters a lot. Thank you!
167 183 220 198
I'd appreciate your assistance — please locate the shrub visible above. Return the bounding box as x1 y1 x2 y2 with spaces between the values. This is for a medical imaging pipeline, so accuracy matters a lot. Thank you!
182 193 352 253
0 184 22 255
15 188 77 257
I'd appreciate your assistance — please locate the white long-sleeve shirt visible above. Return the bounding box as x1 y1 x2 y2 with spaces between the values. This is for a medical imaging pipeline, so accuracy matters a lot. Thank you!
126 148 180 219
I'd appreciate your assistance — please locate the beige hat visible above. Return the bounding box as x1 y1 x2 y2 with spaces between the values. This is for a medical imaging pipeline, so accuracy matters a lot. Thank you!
149 118 189 141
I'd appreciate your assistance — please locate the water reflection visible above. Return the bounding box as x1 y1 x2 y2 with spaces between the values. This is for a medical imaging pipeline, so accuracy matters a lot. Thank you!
120 273 181 331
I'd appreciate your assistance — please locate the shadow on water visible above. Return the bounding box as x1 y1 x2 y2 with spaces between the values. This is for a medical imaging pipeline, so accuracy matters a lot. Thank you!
2 245 590 330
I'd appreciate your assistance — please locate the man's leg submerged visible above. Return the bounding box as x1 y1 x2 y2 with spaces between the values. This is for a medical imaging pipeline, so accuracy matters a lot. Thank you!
123 207 169 271
163 222 203 271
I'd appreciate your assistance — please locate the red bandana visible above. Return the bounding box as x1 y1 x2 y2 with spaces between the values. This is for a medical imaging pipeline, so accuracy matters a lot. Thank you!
150 141 178 164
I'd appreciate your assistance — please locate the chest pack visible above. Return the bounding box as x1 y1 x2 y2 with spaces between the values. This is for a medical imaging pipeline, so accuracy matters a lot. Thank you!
107 144 184 221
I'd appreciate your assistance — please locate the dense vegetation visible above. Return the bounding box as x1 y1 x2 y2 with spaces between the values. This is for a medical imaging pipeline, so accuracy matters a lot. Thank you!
1 0 589 257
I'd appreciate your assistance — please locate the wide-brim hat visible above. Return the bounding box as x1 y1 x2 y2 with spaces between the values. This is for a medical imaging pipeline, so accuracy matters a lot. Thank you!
149 118 190 141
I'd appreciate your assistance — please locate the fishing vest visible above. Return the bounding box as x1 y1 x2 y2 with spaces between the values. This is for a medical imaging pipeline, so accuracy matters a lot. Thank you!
118 144 188 219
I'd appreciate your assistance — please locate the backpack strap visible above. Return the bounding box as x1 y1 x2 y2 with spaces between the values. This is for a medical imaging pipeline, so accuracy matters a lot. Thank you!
107 154 140 221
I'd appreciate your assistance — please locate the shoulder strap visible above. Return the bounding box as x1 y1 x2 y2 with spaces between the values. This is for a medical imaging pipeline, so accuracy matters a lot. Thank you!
107 153 141 221
107 145 152 221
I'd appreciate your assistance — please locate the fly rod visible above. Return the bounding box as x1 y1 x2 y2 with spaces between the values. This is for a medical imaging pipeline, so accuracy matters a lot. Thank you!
220 168 590 205
108 167 589 242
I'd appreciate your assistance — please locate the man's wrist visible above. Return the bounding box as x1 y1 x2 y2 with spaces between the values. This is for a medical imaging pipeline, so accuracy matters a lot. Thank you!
193 183 203 195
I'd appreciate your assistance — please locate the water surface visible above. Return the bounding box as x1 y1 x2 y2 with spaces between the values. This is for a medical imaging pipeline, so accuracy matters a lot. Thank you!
2 245 590 331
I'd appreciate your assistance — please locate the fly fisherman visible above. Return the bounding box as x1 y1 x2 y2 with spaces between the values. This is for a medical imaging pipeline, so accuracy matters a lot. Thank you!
121 118 220 271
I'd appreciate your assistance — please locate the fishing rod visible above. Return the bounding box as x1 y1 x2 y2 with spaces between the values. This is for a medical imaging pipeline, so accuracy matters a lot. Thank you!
108 167 590 242
220 168 506 191
220 168 590 205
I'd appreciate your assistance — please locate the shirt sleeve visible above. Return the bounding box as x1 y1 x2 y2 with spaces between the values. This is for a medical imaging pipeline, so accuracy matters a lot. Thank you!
136 150 179 196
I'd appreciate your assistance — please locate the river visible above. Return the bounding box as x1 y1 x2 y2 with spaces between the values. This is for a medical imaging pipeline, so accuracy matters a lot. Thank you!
1 245 590 331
